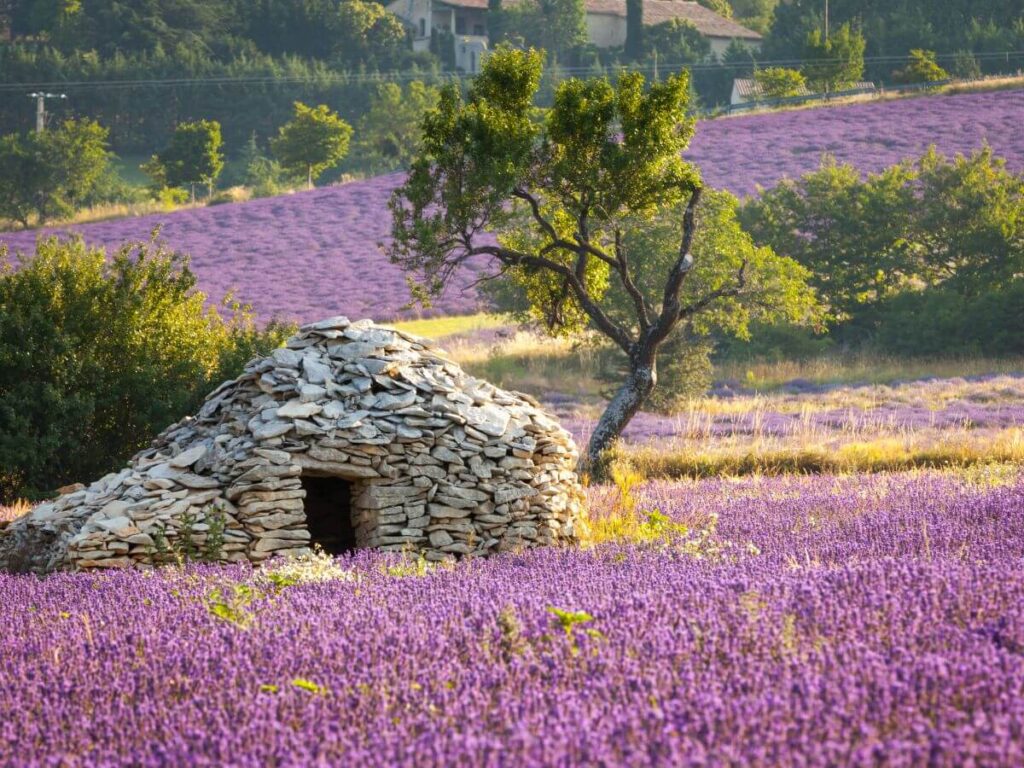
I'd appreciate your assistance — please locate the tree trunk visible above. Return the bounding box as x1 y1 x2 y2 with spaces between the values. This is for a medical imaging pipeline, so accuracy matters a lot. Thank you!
307 166 313 190
582 353 656 474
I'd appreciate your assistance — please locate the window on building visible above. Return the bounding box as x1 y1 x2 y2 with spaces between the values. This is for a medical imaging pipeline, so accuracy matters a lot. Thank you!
473 23 484 36
455 16 466 34
419 18 426 37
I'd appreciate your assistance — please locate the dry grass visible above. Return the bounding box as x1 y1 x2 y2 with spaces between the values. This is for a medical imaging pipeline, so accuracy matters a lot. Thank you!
607 428 1024 481
0 499 32 525
389 313 508 340
717 353 1024 392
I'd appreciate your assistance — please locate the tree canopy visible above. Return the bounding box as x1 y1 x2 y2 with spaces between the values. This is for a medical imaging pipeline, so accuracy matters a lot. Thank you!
0 118 111 227
272 101 353 189
389 48 816 468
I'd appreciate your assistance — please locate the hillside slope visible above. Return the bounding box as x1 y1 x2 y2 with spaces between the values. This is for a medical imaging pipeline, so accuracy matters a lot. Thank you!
2 88 1021 324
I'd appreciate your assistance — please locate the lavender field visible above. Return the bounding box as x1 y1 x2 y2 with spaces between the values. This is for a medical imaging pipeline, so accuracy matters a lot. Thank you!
2 470 1023 765
2 88 1022 324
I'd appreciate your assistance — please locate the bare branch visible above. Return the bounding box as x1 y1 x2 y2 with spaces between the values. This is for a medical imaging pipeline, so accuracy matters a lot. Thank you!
649 186 702 344
614 228 652 331
678 260 748 319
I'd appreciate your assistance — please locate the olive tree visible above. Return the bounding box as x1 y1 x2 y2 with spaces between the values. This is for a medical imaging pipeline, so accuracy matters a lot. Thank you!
388 48 816 470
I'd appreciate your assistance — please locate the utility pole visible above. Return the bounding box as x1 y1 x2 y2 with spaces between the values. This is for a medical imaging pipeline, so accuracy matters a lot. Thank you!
27 92 66 133
824 0 829 42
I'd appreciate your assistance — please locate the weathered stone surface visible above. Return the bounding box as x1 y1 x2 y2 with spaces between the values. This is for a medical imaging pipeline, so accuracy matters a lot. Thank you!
0 319 584 574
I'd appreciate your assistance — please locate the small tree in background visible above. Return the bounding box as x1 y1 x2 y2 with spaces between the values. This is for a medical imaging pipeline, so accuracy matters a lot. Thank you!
0 236 293 502
802 22 866 92
144 120 224 202
353 82 440 174
893 50 949 84
0 119 112 227
643 19 710 67
754 67 807 99
389 48 817 470
272 102 353 190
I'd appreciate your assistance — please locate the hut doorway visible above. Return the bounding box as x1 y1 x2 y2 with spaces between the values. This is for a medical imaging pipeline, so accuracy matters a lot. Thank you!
300 476 356 554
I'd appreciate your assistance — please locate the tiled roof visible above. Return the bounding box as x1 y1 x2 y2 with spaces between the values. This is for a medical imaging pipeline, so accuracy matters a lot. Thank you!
586 0 762 39
430 0 763 39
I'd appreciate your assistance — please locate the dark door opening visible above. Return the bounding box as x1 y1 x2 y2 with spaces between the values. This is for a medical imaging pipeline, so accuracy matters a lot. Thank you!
300 476 356 554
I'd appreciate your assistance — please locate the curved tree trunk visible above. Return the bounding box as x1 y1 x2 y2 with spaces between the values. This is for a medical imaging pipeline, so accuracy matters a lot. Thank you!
582 353 656 474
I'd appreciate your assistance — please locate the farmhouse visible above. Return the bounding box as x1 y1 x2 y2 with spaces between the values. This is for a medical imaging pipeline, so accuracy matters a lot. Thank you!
386 0 762 73
0 318 585 573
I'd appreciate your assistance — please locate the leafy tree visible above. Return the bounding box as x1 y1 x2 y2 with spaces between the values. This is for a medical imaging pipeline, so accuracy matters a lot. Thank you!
145 120 224 201
729 0 777 34
643 19 711 66
237 131 284 196
331 0 408 69
802 22 866 92
753 67 806 99
696 0 732 17
0 235 293 501
502 0 587 66
624 0 643 61
388 48 816 468
272 102 353 189
353 81 440 174
741 147 1024 327
0 118 112 227
892 49 948 84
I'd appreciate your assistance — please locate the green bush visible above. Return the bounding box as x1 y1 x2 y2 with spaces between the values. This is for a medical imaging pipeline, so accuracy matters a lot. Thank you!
0 236 294 502
873 285 1024 357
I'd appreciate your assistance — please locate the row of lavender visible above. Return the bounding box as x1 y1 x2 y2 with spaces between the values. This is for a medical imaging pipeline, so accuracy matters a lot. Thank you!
2 89 1022 323
2 471 1022 765
563 398 1024 445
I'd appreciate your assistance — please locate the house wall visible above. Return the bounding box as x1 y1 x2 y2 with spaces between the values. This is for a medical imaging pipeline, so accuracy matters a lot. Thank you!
586 13 626 48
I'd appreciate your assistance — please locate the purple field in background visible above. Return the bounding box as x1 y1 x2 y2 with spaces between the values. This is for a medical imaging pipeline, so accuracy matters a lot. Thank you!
564 400 1024 445
2 472 1023 765
1 89 1022 324
690 88 1024 197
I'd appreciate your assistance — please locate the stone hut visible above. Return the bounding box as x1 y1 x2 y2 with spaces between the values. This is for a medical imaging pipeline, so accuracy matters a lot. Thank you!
0 317 585 573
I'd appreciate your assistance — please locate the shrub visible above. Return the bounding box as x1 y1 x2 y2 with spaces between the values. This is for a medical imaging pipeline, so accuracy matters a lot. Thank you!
753 67 807 99
892 50 949 85
0 236 294 502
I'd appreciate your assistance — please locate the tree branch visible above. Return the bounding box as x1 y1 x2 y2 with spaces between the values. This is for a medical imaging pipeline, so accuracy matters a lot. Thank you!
651 186 702 344
678 260 748 319
614 228 652 330
469 243 634 352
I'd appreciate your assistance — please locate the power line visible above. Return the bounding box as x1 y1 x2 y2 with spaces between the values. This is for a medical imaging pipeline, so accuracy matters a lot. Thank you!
0 50 1021 94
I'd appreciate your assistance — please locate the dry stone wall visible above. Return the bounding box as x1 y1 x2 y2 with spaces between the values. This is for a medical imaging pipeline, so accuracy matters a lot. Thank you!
0 318 585 573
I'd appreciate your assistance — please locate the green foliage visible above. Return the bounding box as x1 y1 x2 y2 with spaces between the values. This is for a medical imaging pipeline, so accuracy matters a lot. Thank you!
352 81 440 174
271 102 353 189
500 0 588 65
152 506 228 565
0 236 293 502
291 678 328 695
951 50 982 80
642 19 711 66
391 49 819 461
892 49 949 84
0 119 112 227
741 147 1024 351
207 583 259 629
235 132 286 197
801 22 866 91
546 606 598 655
145 120 224 200
753 67 807 99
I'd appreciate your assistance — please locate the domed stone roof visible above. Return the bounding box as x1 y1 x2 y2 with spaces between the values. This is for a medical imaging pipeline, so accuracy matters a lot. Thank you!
0 317 585 573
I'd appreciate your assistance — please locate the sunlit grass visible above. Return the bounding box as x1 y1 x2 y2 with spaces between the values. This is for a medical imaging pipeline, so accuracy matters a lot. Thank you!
607 428 1024 481
389 313 508 340
0 499 32 524
717 353 1024 392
